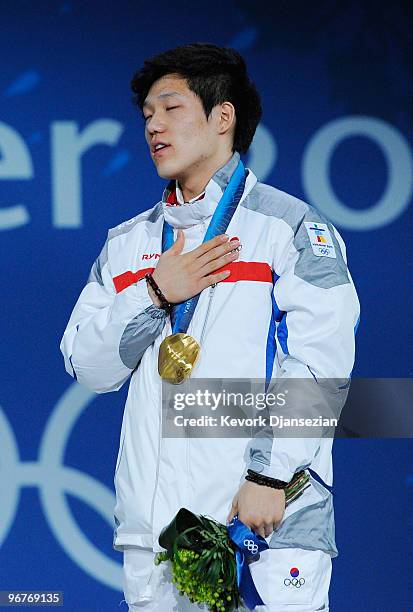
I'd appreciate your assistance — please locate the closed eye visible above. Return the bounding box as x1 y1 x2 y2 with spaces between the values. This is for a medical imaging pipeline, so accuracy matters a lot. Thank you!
143 106 180 122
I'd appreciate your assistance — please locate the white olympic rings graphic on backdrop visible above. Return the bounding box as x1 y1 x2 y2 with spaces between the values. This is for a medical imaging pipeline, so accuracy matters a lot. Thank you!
0 383 122 591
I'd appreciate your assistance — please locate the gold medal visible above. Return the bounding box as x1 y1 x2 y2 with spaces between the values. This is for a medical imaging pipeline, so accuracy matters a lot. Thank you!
158 333 201 384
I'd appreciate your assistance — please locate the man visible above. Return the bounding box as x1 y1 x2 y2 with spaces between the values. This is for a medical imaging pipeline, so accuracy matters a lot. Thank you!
60 43 359 611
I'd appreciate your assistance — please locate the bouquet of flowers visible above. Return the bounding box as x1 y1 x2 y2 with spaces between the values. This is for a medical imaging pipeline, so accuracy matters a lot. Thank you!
155 471 310 611
156 508 242 611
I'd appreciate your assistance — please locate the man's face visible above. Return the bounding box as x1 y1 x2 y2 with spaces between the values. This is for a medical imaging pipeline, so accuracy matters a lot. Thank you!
143 74 222 181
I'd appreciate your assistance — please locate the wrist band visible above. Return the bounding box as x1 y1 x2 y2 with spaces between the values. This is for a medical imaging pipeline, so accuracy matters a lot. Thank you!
144 273 172 312
245 469 289 489
245 469 311 505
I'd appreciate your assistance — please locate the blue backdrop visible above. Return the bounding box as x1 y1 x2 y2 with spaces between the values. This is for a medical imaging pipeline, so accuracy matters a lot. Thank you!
1 1 412 610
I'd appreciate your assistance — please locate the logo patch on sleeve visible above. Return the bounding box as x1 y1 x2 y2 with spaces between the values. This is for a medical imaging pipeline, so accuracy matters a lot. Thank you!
304 222 336 258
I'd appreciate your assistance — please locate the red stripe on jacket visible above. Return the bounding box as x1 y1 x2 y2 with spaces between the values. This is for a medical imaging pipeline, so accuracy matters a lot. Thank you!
112 267 155 293
112 262 272 294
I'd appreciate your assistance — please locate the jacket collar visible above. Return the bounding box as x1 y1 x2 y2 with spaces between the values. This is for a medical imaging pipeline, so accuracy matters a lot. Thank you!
162 151 243 229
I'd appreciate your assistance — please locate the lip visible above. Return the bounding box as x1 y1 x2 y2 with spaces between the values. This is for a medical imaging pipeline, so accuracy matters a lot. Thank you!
153 144 171 158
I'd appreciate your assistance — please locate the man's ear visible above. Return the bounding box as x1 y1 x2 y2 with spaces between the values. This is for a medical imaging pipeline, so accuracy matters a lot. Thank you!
218 101 236 136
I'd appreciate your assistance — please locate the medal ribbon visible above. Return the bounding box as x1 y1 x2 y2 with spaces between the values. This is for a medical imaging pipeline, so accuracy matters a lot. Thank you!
162 159 247 333
226 514 269 610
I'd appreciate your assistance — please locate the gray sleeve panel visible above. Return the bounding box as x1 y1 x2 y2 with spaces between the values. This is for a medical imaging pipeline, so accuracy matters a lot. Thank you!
247 429 337 556
268 480 338 557
240 182 308 232
241 183 350 289
87 238 109 286
248 435 311 476
247 428 273 470
119 304 167 369
293 208 350 289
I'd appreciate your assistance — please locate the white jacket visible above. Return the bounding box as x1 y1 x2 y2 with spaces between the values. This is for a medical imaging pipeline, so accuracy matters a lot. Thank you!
60 152 360 556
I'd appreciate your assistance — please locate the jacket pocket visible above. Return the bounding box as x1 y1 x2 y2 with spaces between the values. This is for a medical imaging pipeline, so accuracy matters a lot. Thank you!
248 547 331 607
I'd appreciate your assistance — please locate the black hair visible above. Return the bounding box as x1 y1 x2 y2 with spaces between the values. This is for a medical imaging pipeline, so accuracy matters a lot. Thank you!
130 42 262 154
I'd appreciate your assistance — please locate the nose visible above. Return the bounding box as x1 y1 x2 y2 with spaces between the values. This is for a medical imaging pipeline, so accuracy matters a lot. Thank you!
146 113 166 136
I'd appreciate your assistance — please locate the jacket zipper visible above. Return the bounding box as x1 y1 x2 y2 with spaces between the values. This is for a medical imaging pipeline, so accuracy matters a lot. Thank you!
186 282 216 504
199 284 216 346
199 217 216 347
151 330 169 543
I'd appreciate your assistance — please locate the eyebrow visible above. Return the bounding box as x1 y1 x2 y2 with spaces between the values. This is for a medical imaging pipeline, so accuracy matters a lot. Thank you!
142 91 185 109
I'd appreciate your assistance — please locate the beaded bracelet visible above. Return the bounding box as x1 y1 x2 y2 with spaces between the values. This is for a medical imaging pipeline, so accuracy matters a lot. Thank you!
245 469 289 489
246 468 307 490
144 273 172 312
245 469 310 506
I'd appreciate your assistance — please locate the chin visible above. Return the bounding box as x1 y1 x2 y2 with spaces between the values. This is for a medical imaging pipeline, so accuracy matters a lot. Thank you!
155 159 184 181
156 167 178 180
